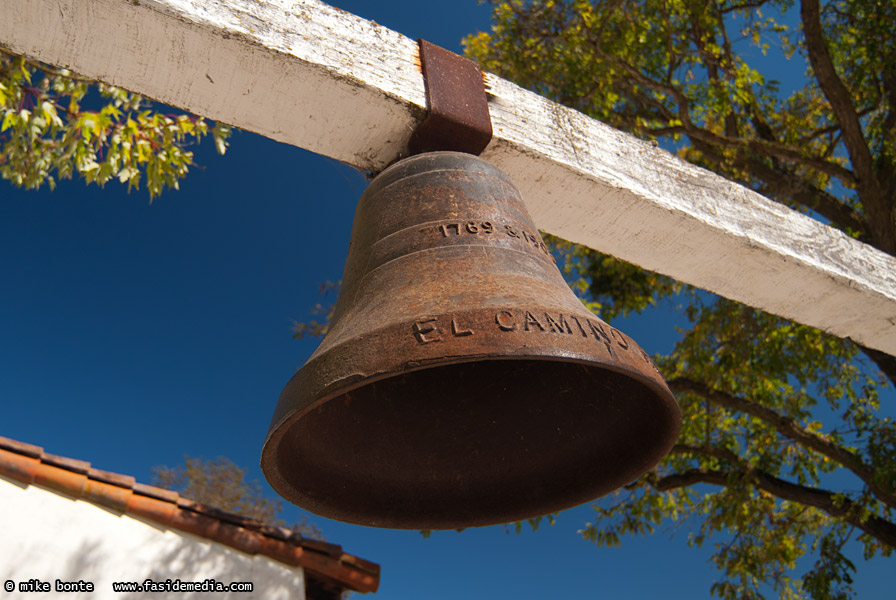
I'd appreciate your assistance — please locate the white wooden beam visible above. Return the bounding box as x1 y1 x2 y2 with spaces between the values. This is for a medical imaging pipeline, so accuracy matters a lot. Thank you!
3 0 895 354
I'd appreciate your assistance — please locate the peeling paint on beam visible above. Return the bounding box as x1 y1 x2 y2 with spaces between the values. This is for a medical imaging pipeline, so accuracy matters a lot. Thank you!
2 0 895 354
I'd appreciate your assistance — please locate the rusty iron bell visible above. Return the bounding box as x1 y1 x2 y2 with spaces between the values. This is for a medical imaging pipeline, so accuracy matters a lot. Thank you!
262 151 680 529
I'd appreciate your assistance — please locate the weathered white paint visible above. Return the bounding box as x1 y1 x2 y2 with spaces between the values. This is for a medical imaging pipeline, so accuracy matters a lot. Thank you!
0 475 304 599
1 0 894 354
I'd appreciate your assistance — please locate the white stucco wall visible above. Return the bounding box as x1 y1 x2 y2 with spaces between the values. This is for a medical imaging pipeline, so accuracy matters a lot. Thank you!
0 475 305 599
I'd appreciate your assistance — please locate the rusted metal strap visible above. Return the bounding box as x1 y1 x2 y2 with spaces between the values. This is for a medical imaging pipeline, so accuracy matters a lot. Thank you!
408 39 492 156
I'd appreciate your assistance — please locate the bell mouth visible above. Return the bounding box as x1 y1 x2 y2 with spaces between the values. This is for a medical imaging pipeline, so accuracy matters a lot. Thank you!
262 357 679 529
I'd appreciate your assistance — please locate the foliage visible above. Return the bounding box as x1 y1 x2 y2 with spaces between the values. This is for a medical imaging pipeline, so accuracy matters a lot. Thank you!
466 0 896 254
152 456 323 540
292 280 340 340
0 49 231 200
465 1 896 599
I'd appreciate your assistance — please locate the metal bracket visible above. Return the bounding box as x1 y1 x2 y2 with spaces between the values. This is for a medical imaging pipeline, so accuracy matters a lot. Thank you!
408 39 493 156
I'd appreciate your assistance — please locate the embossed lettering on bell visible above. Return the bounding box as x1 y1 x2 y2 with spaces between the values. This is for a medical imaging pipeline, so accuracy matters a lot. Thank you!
262 152 681 529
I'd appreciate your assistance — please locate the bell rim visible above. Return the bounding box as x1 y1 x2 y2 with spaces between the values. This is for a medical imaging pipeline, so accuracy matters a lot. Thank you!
261 351 680 529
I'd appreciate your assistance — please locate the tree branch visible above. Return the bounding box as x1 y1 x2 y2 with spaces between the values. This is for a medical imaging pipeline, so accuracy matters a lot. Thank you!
683 124 857 185
798 104 877 146
668 377 896 510
0 48 96 84
800 0 893 253
721 0 773 13
649 466 896 548
882 69 896 145
592 31 857 188
685 136 868 238
738 155 867 237
688 10 738 138
857 344 896 390
670 442 741 464
799 0 874 187
628 85 857 185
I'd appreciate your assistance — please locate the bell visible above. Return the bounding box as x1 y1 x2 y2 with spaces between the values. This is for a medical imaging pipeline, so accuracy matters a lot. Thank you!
262 152 680 529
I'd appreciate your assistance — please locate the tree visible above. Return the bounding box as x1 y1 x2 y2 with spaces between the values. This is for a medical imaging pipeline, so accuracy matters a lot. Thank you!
0 48 231 199
464 1 895 599
152 456 323 539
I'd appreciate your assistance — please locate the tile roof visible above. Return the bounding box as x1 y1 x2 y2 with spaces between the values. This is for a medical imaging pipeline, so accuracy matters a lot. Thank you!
0 435 379 595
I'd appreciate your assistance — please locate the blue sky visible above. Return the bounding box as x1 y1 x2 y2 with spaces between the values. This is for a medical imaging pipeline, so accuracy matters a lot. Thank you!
1 1 893 598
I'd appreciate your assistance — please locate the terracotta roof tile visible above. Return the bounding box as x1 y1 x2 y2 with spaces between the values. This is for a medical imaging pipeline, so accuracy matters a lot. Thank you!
34 460 87 498
132 481 178 503
0 435 379 594
89 468 136 488
0 448 39 483
42 453 90 474
128 491 179 524
0 437 42 458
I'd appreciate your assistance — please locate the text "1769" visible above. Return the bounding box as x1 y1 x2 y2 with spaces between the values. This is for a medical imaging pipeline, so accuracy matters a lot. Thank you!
438 221 550 256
